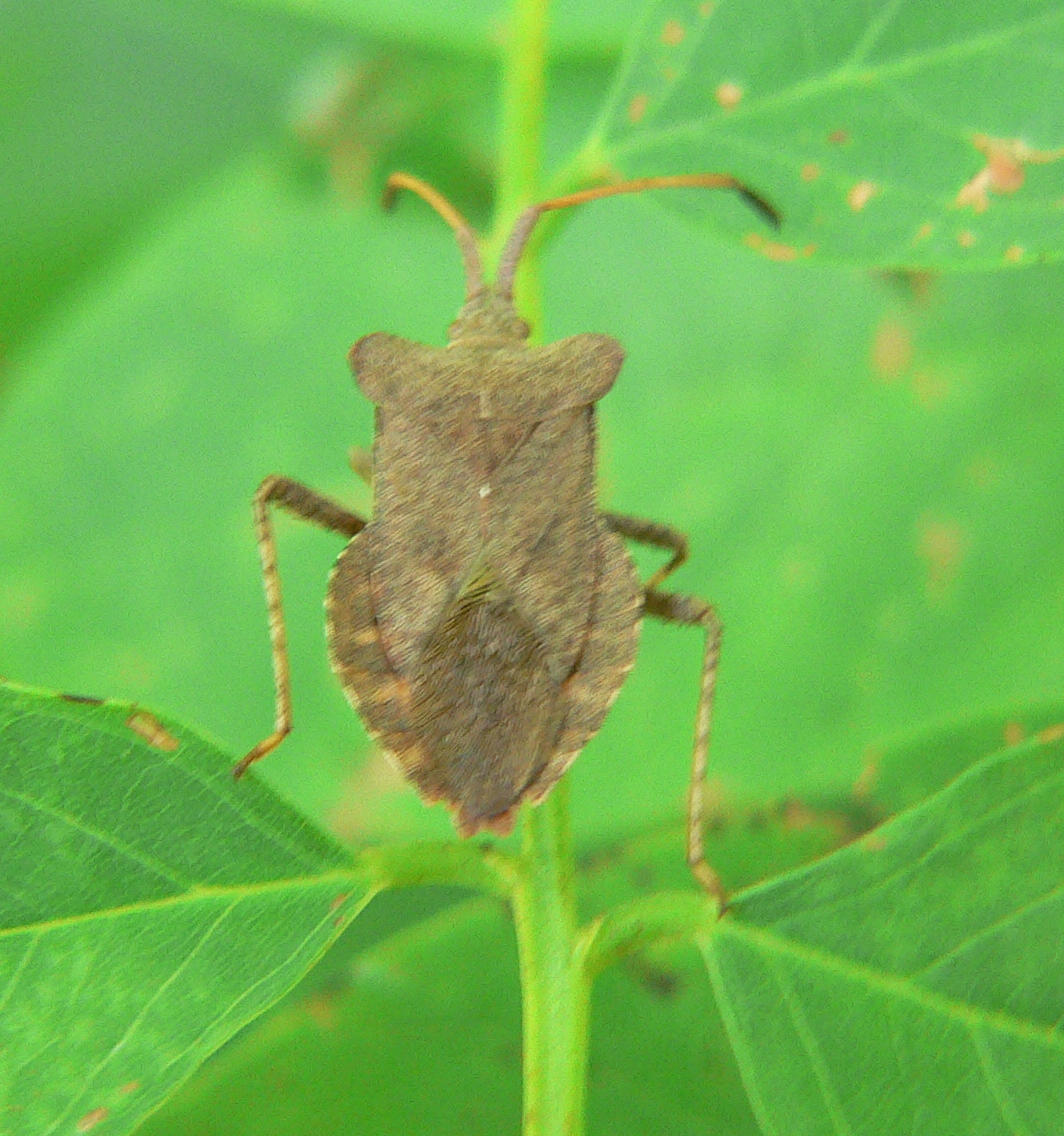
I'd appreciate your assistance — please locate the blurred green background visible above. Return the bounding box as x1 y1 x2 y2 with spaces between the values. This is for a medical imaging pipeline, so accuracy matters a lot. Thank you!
2 0 1063 858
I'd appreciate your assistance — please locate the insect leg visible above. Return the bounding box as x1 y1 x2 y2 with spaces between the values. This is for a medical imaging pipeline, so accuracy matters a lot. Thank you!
643 589 725 908
233 475 367 779
606 512 726 908
603 512 688 592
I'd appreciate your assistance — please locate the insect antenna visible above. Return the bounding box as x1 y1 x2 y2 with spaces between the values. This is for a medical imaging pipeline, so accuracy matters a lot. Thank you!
383 172 486 302
495 173 781 301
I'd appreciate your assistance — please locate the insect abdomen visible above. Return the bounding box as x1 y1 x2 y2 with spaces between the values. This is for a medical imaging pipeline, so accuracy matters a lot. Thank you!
409 563 565 834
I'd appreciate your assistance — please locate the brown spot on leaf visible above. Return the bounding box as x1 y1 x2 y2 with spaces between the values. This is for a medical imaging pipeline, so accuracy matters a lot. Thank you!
1003 720 1026 747
60 691 104 706
119 1081 140 1095
852 751 881 801
742 233 792 260
77 1109 109 1133
957 229 977 248
126 710 179 751
292 59 414 202
329 892 349 912
715 82 743 110
800 162 821 182
870 318 912 381
625 956 683 998
896 270 936 303
847 180 877 211
782 799 819 831
661 19 685 45
860 832 887 852
913 222 934 243
743 233 814 262
955 134 1064 212
699 1 715 15
1037 723 1064 744
917 515 967 598
873 268 936 304
828 129 849 145
627 93 649 124
1004 244 1024 263
304 991 339 1029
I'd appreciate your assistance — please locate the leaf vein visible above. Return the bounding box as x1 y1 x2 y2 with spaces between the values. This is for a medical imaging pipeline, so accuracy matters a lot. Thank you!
969 1023 1034 1135
0 784 193 890
765 952 855 1135
714 920 1064 1052
0 867 363 941
42 900 241 1135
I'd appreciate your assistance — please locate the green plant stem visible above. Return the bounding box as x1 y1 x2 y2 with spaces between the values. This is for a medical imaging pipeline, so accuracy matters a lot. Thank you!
512 786 591 1136
491 0 550 329
493 2 593 1131
359 841 516 898
583 891 720 975
495 0 548 229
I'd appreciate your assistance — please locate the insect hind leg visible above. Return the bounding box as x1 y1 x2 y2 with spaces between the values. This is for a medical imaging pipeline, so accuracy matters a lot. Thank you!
643 589 724 909
606 512 726 910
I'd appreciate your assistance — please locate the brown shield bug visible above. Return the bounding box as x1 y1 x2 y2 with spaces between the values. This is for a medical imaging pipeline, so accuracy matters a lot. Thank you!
234 172 779 902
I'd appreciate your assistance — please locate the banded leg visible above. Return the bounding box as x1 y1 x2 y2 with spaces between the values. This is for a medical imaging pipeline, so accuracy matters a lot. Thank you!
233 475 367 779
606 512 725 908
644 590 724 908
602 511 688 591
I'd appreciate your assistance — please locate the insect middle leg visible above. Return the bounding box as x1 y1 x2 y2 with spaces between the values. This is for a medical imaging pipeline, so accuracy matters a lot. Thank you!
602 511 687 590
604 512 726 908
233 475 367 779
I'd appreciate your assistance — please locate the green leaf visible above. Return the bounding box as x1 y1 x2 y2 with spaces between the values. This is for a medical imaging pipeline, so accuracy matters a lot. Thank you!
704 731 1064 1135
860 699 1064 814
590 0 1064 267
139 900 524 1136
140 805 846 1135
0 682 369 1136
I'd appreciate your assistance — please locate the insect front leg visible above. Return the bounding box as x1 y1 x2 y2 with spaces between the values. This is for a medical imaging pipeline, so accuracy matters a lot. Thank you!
233 475 367 779
605 513 725 909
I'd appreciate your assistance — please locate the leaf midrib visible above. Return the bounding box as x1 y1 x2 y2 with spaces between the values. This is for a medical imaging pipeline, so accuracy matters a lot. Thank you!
0 867 367 940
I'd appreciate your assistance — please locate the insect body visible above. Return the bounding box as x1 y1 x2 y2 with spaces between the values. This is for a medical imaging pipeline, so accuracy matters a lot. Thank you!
235 173 778 903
